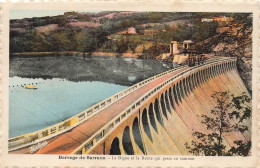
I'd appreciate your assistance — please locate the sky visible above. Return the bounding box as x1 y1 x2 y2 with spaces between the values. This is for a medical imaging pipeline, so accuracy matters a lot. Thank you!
10 10 100 20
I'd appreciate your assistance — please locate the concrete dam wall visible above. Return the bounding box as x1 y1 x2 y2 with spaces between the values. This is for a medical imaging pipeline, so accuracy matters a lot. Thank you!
78 59 251 155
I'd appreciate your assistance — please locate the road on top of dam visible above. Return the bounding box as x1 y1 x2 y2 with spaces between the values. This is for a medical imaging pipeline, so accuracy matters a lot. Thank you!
33 66 191 154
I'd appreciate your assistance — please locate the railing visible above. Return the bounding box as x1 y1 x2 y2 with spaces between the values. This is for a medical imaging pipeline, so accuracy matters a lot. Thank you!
9 58 211 151
72 57 236 154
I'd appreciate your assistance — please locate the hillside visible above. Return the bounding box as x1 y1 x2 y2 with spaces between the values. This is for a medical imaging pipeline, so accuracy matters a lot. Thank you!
10 12 253 92
10 11 232 55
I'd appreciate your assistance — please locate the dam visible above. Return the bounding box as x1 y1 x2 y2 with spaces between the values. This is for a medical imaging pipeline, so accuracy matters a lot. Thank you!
8 57 251 155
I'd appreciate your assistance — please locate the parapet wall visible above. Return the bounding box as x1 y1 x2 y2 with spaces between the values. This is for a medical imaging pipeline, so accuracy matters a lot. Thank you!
75 59 251 155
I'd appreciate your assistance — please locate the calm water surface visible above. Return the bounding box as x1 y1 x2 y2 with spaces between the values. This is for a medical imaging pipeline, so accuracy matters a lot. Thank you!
9 76 128 138
9 56 175 138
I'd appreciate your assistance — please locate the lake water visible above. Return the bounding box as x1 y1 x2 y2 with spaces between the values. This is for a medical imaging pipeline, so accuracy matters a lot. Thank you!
9 76 128 138
9 56 174 138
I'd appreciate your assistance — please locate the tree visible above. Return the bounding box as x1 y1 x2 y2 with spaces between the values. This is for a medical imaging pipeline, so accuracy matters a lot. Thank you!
75 28 108 56
115 36 129 54
185 91 251 156
48 30 72 52
77 31 96 56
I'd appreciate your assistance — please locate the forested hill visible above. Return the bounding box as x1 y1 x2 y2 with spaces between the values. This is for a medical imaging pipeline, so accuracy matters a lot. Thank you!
10 12 253 93
10 11 233 55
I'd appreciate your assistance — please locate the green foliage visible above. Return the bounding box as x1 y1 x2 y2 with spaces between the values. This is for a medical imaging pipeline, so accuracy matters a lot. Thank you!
185 91 251 156
152 20 218 46
226 140 251 156
148 43 169 58
75 28 109 54
129 42 138 53
115 36 129 53
146 12 164 23
48 31 73 52
10 29 52 52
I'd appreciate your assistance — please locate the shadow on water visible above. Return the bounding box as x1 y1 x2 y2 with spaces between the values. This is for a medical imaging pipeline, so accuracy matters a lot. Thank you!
10 55 174 86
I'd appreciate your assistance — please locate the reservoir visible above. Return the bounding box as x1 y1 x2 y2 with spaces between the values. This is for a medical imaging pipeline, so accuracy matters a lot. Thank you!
9 77 128 138
9 56 173 138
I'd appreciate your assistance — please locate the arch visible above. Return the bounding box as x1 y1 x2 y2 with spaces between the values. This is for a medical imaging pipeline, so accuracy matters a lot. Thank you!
154 98 163 126
213 65 216 77
214 65 216 75
189 75 193 92
200 70 204 84
176 82 182 102
211 66 214 78
169 87 176 110
110 137 121 155
204 69 207 82
149 103 158 132
197 71 200 85
196 71 201 86
173 84 179 105
179 80 185 98
205 68 208 81
122 126 134 155
193 73 197 88
183 78 188 96
226 62 228 71
191 74 194 90
165 90 172 114
186 77 190 94
142 108 153 141
209 67 212 79
209 67 212 78
160 94 168 119
207 68 210 80
198 71 202 85
211 66 214 77
132 117 145 154
203 70 206 82
202 69 205 83
194 73 198 87
196 72 200 86
193 72 198 87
